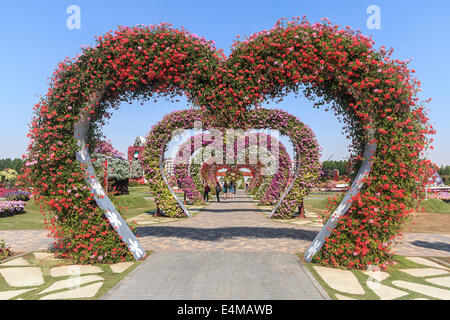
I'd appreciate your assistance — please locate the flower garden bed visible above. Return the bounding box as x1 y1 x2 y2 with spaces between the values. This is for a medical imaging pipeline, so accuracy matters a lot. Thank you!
0 201 26 217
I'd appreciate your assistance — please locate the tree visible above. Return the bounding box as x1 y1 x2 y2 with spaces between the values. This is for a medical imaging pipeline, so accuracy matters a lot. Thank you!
322 160 349 176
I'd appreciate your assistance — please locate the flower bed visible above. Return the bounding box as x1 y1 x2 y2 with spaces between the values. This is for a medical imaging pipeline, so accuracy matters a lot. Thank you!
3 190 31 202
0 188 18 197
0 201 26 217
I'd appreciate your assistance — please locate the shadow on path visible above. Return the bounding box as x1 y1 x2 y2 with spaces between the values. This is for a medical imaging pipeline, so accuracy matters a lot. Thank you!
137 226 318 242
411 241 450 253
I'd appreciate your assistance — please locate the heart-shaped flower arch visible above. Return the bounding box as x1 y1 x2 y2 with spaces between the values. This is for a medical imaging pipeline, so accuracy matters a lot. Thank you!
173 131 293 207
24 18 435 269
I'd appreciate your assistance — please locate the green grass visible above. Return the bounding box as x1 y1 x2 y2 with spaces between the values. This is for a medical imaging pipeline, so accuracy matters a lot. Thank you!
304 198 329 211
0 200 45 230
0 251 147 300
128 186 151 196
300 253 450 300
0 194 156 230
420 198 450 214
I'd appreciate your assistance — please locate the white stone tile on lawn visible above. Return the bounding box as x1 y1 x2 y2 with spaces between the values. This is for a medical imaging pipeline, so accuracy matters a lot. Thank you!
39 282 103 300
334 294 356 300
392 280 450 300
109 262 134 273
0 288 36 300
405 257 449 270
34 252 55 260
362 270 390 282
1 257 30 266
425 276 450 288
313 266 365 295
366 280 408 300
290 220 313 225
39 275 104 294
50 265 103 277
0 267 44 287
398 268 448 277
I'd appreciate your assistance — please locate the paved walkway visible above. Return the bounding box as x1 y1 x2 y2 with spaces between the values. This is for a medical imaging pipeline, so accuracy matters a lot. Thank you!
136 192 320 253
1 191 450 300
0 230 50 253
103 251 329 300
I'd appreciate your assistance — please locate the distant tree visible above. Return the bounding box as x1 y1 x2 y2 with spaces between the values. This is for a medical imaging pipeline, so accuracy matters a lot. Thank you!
322 160 349 176
437 165 450 176
0 158 25 173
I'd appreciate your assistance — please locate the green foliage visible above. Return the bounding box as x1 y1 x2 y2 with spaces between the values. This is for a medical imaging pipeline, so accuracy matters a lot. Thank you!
420 198 450 214
0 159 24 173
130 160 144 179
92 153 130 181
437 165 450 176
322 160 349 175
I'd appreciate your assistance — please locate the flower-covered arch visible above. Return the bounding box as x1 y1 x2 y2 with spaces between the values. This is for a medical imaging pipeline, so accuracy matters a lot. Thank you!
173 131 293 208
143 108 320 219
25 19 435 269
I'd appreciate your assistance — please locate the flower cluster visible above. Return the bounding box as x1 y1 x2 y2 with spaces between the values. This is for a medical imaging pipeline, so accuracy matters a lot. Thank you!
0 201 26 217
3 190 31 202
0 239 12 261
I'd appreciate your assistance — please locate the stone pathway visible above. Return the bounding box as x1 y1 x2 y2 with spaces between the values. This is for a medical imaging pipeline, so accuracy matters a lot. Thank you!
135 192 321 253
0 252 137 300
103 251 329 300
311 256 450 300
0 230 51 253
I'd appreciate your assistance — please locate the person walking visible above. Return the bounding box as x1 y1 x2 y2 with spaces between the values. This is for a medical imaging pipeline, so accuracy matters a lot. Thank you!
229 180 234 198
222 181 228 200
203 183 211 202
215 181 221 202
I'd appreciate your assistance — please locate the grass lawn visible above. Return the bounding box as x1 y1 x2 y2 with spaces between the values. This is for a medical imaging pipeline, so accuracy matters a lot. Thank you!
299 253 450 300
0 193 156 230
0 251 148 300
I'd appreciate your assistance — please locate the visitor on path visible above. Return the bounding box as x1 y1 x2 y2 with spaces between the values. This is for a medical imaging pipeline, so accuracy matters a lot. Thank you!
203 183 211 202
222 181 228 200
233 181 237 197
215 181 221 202
229 181 234 198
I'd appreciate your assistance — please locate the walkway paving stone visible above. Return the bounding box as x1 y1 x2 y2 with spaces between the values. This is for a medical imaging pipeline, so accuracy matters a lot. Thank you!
0 267 44 287
50 265 103 277
366 280 408 300
109 262 134 274
39 282 103 300
334 294 355 300
313 266 365 295
39 275 104 294
33 252 54 260
392 280 450 300
103 251 329 300
0 288 36 300
398 268 449 277
362 270 390 282
425 276 450 288
405 257 449 270
1 257 30 266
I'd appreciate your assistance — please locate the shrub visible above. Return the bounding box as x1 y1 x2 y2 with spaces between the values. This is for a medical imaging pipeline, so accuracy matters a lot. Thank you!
0 239 12 260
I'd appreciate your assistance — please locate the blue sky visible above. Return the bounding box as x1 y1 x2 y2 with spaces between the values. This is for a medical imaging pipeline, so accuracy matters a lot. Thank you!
0 0 449 165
